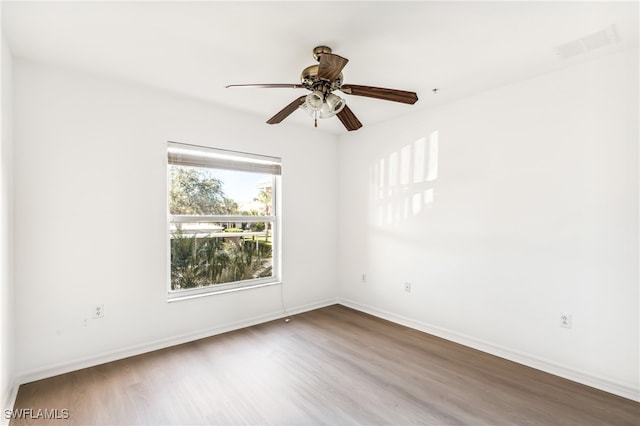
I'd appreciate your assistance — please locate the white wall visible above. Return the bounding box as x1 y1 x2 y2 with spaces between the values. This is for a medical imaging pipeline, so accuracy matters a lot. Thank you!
12 58 338 380
0 32 15 414
337 48 639 400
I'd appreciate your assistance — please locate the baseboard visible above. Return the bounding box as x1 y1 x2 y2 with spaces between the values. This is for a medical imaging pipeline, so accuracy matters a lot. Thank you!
338 297 640 402
13 297 637 404
1 380 19 426
13 298 337 389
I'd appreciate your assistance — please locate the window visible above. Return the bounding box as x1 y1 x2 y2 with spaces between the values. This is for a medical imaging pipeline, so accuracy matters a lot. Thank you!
167 142 281 300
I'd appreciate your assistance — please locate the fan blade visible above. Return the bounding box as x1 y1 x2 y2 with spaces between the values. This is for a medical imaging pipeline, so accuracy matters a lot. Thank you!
226 83 306 89
266 96 306 124
340 84 418 104
317 53 349 81
336 105 363 131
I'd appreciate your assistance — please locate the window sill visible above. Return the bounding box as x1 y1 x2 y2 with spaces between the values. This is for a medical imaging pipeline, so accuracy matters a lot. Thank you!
167 280 282 303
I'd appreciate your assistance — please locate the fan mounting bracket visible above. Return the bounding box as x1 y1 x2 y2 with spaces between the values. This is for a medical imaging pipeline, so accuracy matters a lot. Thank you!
312 46 332 61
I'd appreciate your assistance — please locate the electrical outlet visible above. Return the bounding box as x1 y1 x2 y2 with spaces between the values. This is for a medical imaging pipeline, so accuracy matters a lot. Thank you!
93 304 104 319
560 312 572 328
404 282 411 293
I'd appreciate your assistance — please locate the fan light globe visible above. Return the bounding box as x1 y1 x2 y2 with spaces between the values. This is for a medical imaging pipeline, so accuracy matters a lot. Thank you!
318 94 346 119
325 93 346 114
304 91 324 111
318 102 334 119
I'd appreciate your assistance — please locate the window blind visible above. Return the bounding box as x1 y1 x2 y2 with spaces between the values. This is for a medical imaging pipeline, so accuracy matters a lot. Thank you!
167 141 281 175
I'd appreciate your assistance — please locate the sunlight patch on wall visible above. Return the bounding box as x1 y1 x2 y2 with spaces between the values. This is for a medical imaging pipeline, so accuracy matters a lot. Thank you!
424 188 434 204
413 137 426 183
400 144 411 186
388 151 398 195
426 131 439 182
378 158 385 201
412 192 422 216
370 130 440 227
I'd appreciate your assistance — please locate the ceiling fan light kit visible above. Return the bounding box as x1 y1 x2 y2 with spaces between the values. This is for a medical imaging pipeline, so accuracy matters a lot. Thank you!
304 90 324 112
226 46 419 131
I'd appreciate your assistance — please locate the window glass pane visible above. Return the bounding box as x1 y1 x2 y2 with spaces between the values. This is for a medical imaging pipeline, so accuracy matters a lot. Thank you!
169 165 273 216
170 221 274 290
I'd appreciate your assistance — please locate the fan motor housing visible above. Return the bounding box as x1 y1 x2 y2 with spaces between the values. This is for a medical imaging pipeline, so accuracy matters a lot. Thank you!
300 65 343 91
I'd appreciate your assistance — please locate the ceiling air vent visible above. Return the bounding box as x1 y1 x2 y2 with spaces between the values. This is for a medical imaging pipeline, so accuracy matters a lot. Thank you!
555 25 619 59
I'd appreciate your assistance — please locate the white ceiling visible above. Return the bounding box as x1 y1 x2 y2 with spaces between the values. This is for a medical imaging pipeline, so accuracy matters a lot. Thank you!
2 1 638 134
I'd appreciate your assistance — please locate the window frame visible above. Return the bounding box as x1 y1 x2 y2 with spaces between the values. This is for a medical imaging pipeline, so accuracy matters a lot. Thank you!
166 142 282 301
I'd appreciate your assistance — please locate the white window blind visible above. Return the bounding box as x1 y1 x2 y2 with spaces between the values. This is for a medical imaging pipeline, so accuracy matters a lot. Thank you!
167 141 281 175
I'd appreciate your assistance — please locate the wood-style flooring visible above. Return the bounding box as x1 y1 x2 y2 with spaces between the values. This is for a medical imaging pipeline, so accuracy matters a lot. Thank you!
10 305 640 425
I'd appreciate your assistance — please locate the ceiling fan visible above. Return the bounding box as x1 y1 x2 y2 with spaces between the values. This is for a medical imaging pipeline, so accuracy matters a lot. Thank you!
226 46 419 131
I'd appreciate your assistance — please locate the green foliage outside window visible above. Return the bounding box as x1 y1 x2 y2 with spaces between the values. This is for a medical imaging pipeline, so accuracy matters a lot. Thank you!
169 167 239 215
170 233 272 290
169 165 274 290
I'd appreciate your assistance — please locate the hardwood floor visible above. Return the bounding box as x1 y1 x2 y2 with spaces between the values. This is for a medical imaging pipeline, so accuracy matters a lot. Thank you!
10 305 639 425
